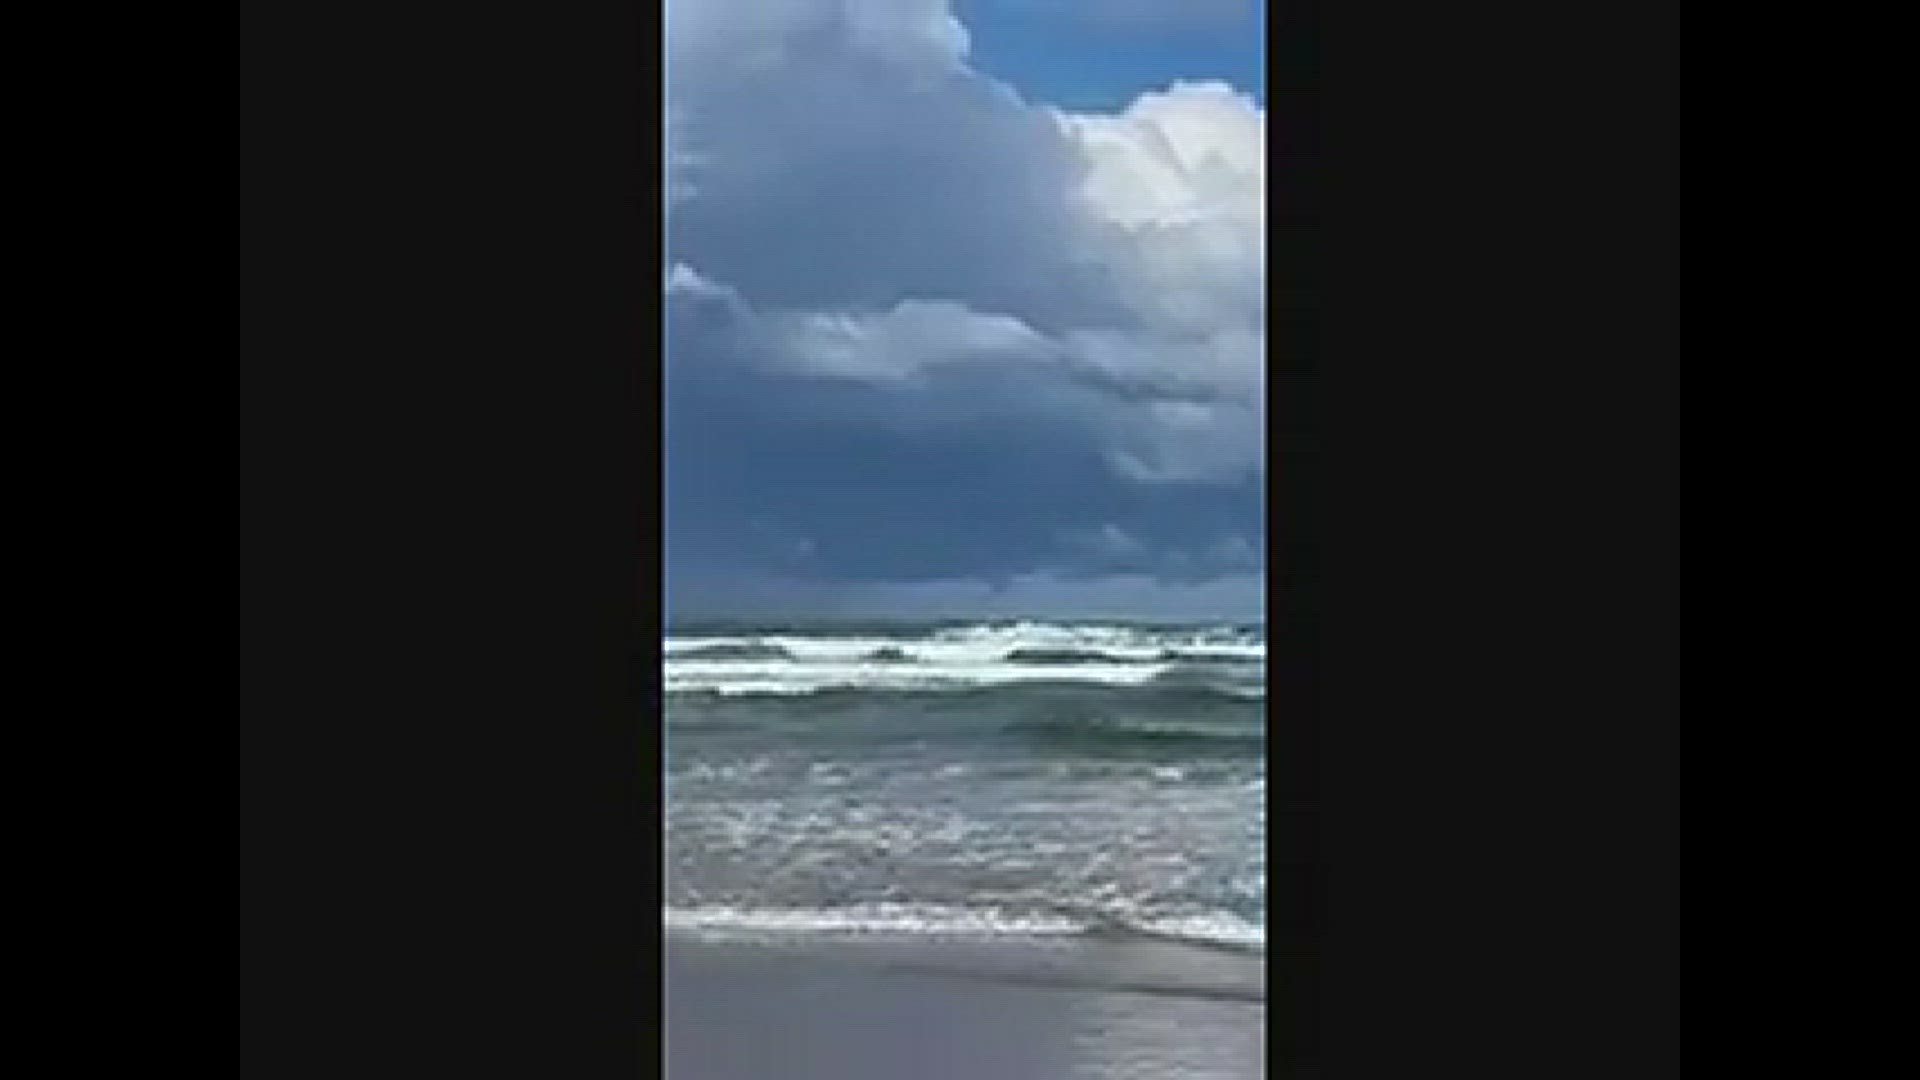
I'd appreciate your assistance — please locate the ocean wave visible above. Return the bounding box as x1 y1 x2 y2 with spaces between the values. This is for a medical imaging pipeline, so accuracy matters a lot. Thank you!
664 622 1267 974
666 641 796 661
1002 647 1159 665
1156 648 1267 664
667 662 1169 696
1004 712 1265 751
1147 662 1266 698
667 902 1080 939
669 621 1259 661
664 902 1265 952
668 618 1262 645
668 692 1263 771
665 671 1266 701
666 681 1266 746
665 622 1264 696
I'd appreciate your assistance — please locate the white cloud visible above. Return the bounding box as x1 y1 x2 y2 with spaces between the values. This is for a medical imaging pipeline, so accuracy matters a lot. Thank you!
665 0 1264 486
1056 82 1265 344
770 300 1053 380
1057 81 1265 231
667 0 971 73
664 262 732 300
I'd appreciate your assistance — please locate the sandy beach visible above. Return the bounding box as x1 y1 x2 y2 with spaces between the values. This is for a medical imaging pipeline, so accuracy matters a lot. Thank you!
665 933 1265 1080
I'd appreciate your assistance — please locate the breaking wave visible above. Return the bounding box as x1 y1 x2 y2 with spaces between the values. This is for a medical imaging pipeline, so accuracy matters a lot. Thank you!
665 621 1264 698
665 902 1265 952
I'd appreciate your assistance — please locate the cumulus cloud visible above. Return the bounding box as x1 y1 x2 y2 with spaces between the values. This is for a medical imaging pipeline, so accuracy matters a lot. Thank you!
664 0 1264 613
768 300 1053 381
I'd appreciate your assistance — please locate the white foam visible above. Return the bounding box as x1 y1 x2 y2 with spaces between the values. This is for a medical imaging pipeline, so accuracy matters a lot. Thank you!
664 903 1082 939
663 903 1266 950
665 659 1172 695
665 622 1264 695
1133 911 1268 950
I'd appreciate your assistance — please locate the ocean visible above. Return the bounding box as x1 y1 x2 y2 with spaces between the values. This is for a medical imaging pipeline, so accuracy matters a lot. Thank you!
664 619 1268 951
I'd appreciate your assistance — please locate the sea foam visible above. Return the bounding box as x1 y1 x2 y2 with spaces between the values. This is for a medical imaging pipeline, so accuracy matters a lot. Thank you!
665 621 1263 696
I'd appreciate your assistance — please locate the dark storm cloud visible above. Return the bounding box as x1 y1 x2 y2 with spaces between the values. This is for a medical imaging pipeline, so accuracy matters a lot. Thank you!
663 0 1264 618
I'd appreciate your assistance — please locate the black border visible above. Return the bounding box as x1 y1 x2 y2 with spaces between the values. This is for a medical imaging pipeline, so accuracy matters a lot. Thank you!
1319 1 1678 1075
1267 0 1322 1071
241 1 659 1074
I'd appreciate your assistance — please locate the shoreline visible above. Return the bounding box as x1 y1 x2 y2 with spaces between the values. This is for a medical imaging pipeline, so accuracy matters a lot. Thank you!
665 932 1265 1080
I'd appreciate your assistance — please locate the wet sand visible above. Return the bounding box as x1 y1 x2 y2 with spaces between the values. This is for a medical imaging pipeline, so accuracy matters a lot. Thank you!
665 934 1265 1080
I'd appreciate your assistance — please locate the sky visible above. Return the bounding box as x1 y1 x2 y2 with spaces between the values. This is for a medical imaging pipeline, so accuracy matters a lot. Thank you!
664 0 1266 623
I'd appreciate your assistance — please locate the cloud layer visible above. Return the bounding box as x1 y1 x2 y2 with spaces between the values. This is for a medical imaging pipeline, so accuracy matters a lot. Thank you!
665 0 1264 618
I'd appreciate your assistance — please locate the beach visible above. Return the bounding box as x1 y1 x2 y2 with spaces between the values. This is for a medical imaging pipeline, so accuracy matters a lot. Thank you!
665 932 1265 1080
663 621 1268 1078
